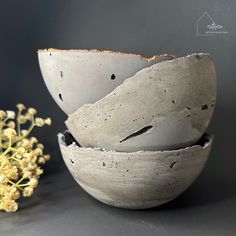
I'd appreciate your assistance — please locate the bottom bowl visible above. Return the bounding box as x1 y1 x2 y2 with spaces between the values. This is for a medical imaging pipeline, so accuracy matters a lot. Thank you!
58 131 213 209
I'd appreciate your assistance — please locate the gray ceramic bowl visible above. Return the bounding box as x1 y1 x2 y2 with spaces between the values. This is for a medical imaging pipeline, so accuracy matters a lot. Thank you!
66 53 217 152
58 131 213 209
38 49 174 114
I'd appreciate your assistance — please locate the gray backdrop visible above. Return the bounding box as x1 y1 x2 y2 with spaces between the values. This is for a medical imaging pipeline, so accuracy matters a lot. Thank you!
0 0 235 235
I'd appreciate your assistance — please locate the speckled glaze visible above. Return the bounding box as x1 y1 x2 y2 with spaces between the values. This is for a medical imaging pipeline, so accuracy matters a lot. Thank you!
66 53 217 152
58 132 213 209
38 49 174 114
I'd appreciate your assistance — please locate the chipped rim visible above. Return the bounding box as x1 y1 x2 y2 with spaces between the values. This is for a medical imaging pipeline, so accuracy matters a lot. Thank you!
37 48 176 62
58 131 213 155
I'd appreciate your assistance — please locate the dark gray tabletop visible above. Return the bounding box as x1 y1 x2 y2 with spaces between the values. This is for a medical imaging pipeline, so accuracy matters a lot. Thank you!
1 147 235 236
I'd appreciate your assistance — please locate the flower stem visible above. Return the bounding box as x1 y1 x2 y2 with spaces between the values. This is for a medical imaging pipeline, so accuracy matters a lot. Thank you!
0 118 2 153
7 180 23 191
0 137 12 159
16 109 22 135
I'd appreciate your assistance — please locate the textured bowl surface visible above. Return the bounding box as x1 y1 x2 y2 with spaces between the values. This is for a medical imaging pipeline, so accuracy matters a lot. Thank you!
38 49 174 114
66 53 217 152
58 131 213 209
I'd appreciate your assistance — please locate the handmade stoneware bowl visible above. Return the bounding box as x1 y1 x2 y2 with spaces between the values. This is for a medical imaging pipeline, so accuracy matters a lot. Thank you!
66 53 217 152
38 49 174 114
58 131 213 209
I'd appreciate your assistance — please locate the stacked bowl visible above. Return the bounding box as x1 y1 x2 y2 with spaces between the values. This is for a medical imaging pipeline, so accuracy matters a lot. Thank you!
38 49 216 209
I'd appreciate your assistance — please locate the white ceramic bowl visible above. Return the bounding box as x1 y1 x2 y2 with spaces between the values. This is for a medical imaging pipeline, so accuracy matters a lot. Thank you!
38 49 174 114
66 53 217 152
58 131 213 209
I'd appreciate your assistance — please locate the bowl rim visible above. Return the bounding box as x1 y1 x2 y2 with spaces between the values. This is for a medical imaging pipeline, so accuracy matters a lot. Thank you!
58 131 213 155
37 48 177 62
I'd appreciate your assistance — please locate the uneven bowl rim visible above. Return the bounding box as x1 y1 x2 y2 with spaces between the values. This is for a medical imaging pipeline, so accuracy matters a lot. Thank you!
37 48 177 62
37 49 211 64
58 131 213 155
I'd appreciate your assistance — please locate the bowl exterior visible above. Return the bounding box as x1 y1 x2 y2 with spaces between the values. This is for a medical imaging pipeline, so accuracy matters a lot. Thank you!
58 133 212 209
66 53 217 152
38 50 172 114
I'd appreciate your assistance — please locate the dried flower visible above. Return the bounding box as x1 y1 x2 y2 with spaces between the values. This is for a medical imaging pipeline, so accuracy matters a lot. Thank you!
35 118 44 127
44 118 52 126
0 104 51 212
16 147 26 155
0 196 18 212
28 178 38 188
16 103 26 111
23 186 33 197
6 111 16 119
18 115 27 124
7 121 16 129
27 108 37 116
3 128 17 138
0 110 6 119
21 130 28 136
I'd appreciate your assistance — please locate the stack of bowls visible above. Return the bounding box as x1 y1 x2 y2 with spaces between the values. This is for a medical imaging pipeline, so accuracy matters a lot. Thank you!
38 49 216 209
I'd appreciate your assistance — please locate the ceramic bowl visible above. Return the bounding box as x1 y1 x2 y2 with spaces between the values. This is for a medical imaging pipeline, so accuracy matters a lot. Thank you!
38 49 174 114
66 53 217 152
58 131 213 209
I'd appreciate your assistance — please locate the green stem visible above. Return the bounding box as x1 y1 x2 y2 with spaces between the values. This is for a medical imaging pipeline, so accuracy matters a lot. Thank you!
16 109 22 135
0 117 8 153
0 118 2 153
18 183 29 187
0 137 12 159
8 155 19 162
7 180 23 191
16 177 24 185
13 117 35 144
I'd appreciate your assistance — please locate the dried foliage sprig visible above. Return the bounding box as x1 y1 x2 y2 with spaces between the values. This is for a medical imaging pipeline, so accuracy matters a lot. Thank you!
0 104 51 212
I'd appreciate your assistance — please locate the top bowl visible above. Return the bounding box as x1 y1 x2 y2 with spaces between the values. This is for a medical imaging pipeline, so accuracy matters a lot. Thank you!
38 49 174 114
